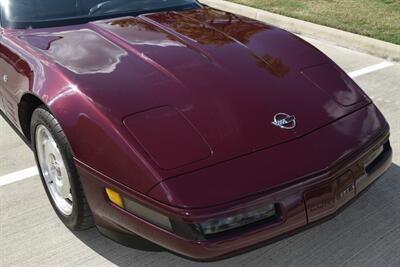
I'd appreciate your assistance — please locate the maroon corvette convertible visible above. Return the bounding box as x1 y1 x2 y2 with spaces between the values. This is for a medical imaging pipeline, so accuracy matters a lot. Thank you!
0 0 392 260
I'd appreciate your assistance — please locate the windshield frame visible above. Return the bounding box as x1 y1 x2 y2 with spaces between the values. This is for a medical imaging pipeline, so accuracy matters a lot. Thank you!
0 0 201 29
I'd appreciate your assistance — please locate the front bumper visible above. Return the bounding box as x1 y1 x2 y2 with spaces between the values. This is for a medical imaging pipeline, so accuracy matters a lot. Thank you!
76 108 392 260
77 138 391 260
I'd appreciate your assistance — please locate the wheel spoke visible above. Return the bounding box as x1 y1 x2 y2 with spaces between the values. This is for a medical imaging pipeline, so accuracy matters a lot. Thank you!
35 125 73 216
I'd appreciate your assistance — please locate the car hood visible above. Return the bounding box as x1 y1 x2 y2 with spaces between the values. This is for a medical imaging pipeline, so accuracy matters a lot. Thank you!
19 8 369 173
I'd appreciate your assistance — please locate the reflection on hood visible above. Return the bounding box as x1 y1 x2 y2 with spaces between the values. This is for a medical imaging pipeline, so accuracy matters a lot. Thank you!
23 29 127 75
101 18 185 48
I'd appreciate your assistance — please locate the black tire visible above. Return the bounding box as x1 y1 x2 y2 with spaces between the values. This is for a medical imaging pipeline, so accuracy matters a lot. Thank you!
31 106 94 230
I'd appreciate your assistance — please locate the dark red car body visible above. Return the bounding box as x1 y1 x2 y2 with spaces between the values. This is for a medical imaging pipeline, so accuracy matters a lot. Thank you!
0 6 392 260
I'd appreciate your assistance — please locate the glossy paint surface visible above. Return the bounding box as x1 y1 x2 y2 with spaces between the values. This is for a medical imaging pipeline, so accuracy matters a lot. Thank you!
0 5 392 259
1 7 373 194
123 106 212 170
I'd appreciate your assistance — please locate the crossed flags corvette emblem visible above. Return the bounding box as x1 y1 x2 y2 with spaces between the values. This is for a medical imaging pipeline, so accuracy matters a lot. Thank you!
272 113 296 130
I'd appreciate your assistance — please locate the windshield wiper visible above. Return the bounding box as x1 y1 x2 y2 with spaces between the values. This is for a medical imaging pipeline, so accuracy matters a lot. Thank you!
89 1 113 15
89 1 152 16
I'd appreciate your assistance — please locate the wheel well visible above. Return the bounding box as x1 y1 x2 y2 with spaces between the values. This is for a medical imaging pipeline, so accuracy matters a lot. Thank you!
18 94 44 142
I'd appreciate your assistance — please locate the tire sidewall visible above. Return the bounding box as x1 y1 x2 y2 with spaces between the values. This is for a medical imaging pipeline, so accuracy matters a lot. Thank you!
31 107 80 229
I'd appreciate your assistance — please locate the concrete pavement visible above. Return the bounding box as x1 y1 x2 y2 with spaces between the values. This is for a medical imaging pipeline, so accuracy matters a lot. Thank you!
1 36 399 266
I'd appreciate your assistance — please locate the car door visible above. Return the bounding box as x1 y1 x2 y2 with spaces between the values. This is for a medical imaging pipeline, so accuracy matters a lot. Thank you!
0 35 30 127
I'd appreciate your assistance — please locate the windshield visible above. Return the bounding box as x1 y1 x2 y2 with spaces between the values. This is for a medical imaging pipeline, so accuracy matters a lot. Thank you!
0 0 200 29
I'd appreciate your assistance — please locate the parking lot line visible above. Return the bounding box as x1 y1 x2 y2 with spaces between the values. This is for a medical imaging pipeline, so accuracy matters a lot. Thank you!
0 166 38 186
348 61 394 78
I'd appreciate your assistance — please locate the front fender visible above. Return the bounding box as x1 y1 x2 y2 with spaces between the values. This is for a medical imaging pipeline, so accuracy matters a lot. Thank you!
7 32 161 194
45 84 161 194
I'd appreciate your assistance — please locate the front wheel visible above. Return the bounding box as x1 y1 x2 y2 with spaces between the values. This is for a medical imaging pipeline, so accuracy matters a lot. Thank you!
31 106 94 230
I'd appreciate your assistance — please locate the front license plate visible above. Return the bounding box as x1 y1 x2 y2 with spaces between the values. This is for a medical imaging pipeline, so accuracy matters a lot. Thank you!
304 171 355 223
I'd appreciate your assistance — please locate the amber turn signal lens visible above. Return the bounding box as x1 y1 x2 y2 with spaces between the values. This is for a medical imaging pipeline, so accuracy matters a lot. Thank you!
105 188 124 208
